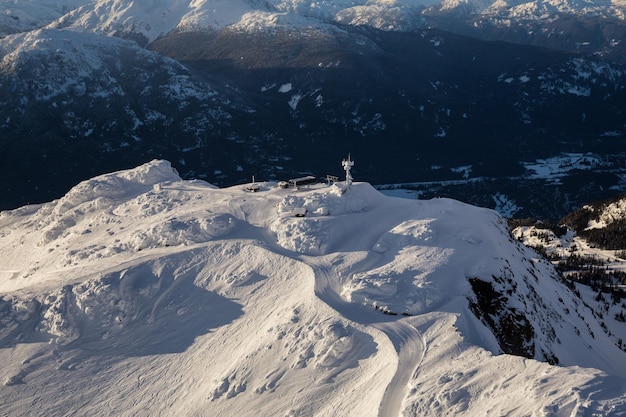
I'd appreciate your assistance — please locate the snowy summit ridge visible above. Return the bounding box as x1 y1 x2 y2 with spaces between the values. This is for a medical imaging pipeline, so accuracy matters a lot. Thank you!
43 0 438 43
1 160 625 416
0 0 620 44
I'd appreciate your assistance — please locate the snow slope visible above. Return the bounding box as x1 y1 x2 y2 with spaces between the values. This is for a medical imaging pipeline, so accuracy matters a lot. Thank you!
0 160 625 416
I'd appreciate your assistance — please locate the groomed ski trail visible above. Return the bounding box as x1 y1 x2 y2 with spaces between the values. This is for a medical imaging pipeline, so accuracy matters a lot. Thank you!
304 256 425 417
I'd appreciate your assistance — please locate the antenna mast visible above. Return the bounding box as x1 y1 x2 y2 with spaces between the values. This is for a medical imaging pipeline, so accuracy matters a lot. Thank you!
342 154 354 188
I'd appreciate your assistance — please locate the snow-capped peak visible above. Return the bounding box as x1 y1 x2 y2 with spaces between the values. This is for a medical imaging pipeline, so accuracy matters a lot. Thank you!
1 160 625 415
3 0 625 50
43 0 440 44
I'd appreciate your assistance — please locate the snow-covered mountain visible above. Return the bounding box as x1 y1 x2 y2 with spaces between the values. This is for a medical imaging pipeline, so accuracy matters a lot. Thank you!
0 0 90 36
0 28 233 117
0 160 625 415
3 0 625 52
2 20 626 218
431 0 626 18
38 0 626 63
0 27 258 211
2 0 436 42
1 0 626 219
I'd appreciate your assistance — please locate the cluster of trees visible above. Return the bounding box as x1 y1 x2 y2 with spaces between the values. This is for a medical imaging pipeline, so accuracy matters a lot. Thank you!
557 255 626 301
571 270 625 300
507 218 563 261
508 200 626 301
507 218 568 237
508 195 626 353
510 194 626 251
579 220 626 250
557 254 606 272
562 267 626 352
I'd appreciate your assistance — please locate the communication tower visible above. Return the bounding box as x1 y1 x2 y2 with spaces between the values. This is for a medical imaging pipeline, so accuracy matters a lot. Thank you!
342 154 354 187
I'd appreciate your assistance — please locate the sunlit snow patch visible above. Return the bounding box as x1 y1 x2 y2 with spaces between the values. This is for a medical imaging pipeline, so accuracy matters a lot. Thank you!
343 219 453 315
271 184 367 255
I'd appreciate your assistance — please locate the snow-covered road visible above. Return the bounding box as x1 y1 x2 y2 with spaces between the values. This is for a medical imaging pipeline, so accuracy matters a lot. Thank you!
374 321 425 417
303 254 425 417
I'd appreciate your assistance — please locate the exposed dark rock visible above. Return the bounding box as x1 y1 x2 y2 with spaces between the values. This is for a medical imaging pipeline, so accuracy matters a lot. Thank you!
468 277 536 359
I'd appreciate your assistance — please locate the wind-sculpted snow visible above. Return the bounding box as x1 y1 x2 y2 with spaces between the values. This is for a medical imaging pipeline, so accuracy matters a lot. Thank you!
271 184 368 255
52 159 182 216
1 160 625 415
406 312 626 416
345 218 456 315
35 161 232 254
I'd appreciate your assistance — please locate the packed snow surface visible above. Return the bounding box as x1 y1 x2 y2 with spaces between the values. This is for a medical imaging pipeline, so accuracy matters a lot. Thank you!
1 160 625 416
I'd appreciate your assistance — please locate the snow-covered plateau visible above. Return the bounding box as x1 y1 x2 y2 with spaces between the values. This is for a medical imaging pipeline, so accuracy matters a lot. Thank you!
1 160 625 416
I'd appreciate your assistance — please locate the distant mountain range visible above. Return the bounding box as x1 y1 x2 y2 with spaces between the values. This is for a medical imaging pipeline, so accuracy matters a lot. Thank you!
2 0 624 58
1 0 625 219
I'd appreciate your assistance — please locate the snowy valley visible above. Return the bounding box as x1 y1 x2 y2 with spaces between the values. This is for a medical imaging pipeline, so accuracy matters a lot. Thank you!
1 160 625 416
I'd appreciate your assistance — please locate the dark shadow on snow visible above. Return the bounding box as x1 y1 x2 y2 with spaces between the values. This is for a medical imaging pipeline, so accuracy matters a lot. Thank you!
0 258 243 358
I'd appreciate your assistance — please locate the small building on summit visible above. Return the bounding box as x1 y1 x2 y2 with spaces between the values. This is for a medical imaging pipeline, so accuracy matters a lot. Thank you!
288 175 317 189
